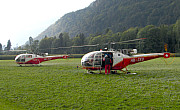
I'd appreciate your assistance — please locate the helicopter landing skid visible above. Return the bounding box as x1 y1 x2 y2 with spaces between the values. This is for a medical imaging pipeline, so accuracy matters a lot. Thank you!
111 71 118 74
18 64 42 67
120 67 137 75
85 70 94 74
85 70 102 74
127 72 137 75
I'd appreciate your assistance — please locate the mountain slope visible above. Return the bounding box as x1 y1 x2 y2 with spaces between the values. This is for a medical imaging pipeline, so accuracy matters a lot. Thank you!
35 0 180 40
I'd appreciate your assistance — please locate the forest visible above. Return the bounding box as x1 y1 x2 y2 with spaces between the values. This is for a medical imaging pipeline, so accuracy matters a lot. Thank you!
36 0 180 41
20 19 180 54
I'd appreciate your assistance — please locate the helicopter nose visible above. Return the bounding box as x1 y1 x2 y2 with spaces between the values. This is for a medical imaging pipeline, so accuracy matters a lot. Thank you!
81 59 84 66
15 56 20 62
81 58 87 67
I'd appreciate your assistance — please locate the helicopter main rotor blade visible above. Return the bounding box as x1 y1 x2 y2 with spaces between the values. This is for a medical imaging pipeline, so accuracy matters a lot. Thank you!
38 38 147 50
111 38 147 44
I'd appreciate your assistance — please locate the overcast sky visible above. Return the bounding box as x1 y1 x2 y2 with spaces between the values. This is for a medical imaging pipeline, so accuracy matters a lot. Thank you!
0 0 96 48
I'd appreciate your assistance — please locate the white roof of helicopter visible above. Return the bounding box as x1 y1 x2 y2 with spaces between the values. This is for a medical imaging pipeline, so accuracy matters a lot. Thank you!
16 53 42 57
87 50 115 53
84 50 114 55
15 54 42 61
82 50 117 60
18 53 35 55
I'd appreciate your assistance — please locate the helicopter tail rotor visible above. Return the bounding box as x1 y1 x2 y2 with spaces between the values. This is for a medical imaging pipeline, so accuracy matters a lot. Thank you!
162 44 175 64
162 53 175 65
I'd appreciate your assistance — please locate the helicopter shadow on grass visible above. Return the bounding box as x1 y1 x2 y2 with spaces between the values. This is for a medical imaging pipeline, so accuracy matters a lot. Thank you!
15 64 56 67
83 70 138 76
16 65 42 67
15 61 65 67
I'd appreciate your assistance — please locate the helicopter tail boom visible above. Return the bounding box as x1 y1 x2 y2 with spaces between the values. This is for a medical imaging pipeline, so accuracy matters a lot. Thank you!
124 53 164 66
40 55 69 63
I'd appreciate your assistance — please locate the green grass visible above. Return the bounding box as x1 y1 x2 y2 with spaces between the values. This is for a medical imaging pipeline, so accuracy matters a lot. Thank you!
0 58 180 109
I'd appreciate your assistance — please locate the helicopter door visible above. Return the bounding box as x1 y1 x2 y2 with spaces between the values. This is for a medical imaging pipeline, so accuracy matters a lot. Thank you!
102 52 113 67
94 52 102 67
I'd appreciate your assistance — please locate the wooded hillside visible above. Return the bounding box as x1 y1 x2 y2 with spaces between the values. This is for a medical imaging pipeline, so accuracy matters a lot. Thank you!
17 0 180 55
21 19 180 54
35 0 180 40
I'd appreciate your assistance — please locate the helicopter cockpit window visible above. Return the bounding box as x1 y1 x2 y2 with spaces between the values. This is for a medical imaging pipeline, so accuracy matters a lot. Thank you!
21 55 25 59
16 57 21 62
81 52 95 67
21 55 25 62
88 53 95 58
26 55 32 58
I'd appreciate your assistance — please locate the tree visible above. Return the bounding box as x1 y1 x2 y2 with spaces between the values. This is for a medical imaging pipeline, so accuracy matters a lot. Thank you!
144 27 161 53
61 33 71 54
6 40 11 50
0 43 2 52
120 27 138 49
39 37 53 53
71 33 85 54
53 33 65 54
173 19 180 52
62 33 70 47
59 33 63 39
29 36 33 52
31 40 39 53
105 28 110 34
137 25 155 53
167 25 176 52
159 25 169 50
29 36 33 46
89 35 103 51
51 36 66 54
59 33 64 47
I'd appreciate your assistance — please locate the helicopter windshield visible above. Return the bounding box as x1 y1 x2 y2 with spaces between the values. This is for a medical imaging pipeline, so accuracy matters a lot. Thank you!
81 52 96 66
81 51 102 67
15 54 33 63
15 55 22 62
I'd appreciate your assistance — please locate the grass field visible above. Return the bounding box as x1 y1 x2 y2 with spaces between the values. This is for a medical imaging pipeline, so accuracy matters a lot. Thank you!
0 57 180 109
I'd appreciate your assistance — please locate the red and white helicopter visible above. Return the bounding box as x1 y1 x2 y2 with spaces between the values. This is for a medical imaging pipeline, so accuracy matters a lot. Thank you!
15 53 68 66
80 39 173 74
81 49 172 74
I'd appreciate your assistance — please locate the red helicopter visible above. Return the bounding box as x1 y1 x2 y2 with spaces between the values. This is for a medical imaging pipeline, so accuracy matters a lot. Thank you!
15 53 68 66
80 39 174 74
